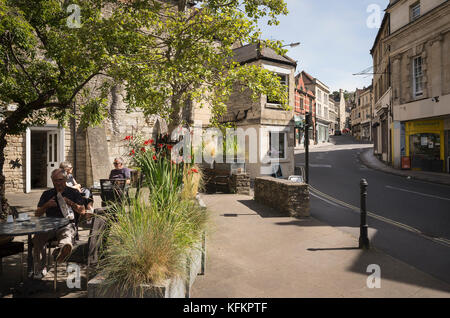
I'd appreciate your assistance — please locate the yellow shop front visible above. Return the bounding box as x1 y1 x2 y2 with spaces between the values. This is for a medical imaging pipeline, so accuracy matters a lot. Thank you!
405 119 445 172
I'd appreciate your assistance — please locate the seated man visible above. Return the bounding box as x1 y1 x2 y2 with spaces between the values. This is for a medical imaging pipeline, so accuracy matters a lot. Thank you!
109 157 131 184
33 168 86 279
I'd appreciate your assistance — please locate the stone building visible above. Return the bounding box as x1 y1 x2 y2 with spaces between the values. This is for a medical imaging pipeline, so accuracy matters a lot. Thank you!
302 74 332 144
359 85 374 141
294 71 316 147
327 97 338 135
371 10 392 164
3 83 162 194
385 0 450 172
220 43 297 180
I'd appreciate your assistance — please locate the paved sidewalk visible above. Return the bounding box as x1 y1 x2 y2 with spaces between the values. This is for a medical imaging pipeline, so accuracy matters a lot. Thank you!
191 194 450 298
360 149 450 186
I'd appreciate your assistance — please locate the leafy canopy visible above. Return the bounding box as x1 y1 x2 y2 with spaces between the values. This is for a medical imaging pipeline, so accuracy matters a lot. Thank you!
0 0 290 135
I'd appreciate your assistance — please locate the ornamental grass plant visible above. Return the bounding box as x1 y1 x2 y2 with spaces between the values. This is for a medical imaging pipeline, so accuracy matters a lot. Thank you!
95 135 208 297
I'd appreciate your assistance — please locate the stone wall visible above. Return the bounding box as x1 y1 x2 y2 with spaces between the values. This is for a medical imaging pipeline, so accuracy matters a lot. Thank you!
4 134 26 192
230 173 250 195
254 176 309 218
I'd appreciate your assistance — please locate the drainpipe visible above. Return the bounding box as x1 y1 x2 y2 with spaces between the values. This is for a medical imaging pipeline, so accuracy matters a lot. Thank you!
73 102 77 178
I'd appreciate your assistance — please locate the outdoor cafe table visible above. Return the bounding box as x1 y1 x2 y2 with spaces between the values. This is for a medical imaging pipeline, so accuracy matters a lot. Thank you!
0 217 70 277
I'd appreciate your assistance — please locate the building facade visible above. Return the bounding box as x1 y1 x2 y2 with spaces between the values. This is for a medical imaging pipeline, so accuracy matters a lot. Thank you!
221 43 297 180
385 0 450 172
371 11 392 163
303 75 332 144
360 85 374 141
294 71 316 147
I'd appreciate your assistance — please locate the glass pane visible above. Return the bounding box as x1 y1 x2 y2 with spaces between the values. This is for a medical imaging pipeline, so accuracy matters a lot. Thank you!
48 134 52 162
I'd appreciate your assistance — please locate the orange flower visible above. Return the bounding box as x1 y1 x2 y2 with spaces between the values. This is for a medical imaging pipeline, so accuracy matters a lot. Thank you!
191 168 199 173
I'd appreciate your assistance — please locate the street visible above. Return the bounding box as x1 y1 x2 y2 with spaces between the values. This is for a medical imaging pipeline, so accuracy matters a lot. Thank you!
295 135 450 285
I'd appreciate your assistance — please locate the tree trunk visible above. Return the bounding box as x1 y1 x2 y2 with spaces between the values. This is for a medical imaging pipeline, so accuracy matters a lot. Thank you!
0 129 10 220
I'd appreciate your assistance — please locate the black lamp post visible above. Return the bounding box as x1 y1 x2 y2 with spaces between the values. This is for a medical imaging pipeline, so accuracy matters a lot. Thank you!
304 112 312 184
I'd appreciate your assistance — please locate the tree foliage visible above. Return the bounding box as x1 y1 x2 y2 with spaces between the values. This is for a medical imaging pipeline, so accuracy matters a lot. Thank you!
0 0 290 216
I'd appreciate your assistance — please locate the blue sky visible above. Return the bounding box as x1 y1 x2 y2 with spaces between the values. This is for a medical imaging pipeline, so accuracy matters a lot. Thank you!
259 0 390 93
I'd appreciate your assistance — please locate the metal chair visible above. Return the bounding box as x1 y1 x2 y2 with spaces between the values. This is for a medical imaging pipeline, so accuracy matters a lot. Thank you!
99 179 128 207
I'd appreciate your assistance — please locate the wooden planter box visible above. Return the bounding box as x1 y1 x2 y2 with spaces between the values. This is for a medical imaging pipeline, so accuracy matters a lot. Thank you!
87 196 207 298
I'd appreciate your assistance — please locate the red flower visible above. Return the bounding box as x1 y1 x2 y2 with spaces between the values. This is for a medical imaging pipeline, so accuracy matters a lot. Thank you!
158 143 164 148
191 168 199 173
141 147 146 152
167 145 173 150
124 136 133 141
152 155 157 161
144 139 154 146
129 149 135 156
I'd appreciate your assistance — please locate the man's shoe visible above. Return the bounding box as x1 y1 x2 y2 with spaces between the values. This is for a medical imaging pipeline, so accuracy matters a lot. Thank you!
55 244 72 263
33 268 47 280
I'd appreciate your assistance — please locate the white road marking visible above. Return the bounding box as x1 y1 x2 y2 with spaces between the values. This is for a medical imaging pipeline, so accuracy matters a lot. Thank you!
385 185 450 202
310 164 332 168
309 185 450 248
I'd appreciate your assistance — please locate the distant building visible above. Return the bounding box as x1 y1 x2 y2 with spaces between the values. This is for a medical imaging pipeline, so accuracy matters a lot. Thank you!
302 75 332 144
294 71 316 146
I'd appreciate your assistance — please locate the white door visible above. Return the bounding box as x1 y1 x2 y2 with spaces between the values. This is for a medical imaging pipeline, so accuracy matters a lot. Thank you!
47 131 59 187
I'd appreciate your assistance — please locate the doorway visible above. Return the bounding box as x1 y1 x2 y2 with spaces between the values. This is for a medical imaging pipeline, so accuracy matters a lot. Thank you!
30 131 47 188
27 127 65 191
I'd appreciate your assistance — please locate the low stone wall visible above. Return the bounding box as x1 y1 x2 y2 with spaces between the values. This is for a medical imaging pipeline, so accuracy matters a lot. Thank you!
201 165 250 195
254 177 310 218
230 173 250 195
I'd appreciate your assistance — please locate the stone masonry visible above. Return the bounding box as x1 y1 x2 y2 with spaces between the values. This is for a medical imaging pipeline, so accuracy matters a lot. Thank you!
229 173 250 195
254 176 310 218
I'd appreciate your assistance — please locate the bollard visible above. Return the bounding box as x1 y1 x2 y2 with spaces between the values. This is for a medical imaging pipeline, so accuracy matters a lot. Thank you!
359 179 370 249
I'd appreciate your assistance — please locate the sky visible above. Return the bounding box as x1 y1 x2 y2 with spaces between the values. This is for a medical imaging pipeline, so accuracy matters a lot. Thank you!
258 0 390 93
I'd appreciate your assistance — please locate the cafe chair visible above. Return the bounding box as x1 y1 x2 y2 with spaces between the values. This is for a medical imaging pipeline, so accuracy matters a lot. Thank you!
99 179 128 207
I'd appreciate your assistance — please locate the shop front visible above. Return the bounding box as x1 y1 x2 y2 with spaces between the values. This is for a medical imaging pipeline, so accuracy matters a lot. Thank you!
405 119 445 172
316 122 329 144
294 114 305 147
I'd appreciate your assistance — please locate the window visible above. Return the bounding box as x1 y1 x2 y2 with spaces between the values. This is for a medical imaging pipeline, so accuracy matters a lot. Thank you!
317 90 322 102
269 132 286 160
300 98 304 110
413 56 423 97
267 74 288 105
410 2 420 21
317 104 322 117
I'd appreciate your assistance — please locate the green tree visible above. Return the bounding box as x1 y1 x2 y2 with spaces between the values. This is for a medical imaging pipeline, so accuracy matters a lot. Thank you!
0 0 289 217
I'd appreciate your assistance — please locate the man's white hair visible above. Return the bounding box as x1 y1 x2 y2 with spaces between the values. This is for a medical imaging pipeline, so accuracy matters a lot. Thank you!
51 168 67 180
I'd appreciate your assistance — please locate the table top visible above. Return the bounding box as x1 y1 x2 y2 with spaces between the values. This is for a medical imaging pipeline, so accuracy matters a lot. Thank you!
0 217 70 236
